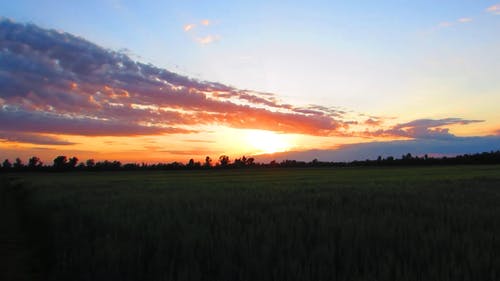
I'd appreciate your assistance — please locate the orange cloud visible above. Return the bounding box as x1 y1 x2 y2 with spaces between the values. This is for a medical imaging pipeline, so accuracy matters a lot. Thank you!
183 24 195 32
201 19 210 26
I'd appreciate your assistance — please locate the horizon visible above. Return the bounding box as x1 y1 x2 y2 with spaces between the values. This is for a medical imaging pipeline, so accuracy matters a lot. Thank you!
1 1 500 162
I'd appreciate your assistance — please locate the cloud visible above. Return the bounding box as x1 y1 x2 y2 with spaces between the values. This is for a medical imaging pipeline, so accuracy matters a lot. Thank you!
438 22 454 28
435 17 473 30
255 136 500 163
0 20 488 142
0 19 359 138
201 19 210 26
458 18 473 23
0 107 191 136
0 131 76 145
196 35 220 45
184 24 195 32
486 4 500 15
364 118 383 126
364 118 484 140
183 139 216 143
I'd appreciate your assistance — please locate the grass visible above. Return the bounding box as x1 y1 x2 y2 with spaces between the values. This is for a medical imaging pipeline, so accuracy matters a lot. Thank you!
2 165 500 281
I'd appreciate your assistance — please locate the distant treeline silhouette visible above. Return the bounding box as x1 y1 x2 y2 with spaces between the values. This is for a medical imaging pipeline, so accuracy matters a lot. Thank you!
1 151 500 172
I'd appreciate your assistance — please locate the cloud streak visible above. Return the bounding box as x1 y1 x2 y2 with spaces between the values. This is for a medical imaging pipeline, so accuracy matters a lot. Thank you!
0 20 355 138
458 17 473 23
487 4 500 15
363 118 484 140
0 131 75 145
196 35 220 45
255 137 500 163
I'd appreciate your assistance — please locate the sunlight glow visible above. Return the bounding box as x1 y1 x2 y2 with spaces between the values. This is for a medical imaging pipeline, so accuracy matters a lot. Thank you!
245 130 292 154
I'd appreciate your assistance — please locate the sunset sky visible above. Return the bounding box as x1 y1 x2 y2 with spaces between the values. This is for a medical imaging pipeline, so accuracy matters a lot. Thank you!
1 1 500 164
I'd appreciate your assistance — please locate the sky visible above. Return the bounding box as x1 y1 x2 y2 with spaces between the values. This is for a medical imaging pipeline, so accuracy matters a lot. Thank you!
1 0 500 164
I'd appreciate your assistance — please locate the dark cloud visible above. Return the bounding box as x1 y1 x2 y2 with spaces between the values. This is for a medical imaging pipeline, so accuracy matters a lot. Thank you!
0 19 354 137
0 131 75 145
0 107 191 136
365 118 484 140
255 136 500 163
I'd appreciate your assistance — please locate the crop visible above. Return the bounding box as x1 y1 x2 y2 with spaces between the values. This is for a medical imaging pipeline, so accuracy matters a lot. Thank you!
3 166 500 281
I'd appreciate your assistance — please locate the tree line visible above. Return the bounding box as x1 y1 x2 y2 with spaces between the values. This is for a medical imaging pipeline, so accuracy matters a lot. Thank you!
1 151 500 172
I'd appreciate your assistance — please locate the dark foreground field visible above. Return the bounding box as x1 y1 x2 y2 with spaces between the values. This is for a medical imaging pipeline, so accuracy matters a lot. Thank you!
1 166 500 281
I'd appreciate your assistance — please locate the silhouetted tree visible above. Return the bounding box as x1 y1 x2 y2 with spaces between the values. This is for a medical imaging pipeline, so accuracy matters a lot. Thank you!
219 155 230 167
2 159 12 169
68 157 79 168
402 153 413 160
53 156 68 169
28 156 42 169
13 158 24 169
204 156 212 168
86 159 95 168
246 157 255 166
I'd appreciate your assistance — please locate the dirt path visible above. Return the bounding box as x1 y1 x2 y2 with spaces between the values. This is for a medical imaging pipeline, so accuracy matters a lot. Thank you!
0 180 44 281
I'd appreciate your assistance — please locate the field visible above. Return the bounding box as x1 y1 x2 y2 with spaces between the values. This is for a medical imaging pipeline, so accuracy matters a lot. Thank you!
2 166 500 281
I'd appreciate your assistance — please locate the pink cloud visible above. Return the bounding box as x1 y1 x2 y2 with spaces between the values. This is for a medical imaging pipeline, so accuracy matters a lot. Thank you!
487 4 500 15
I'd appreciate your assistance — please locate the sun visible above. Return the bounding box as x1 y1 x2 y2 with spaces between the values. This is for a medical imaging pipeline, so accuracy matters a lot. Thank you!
245 130 292 154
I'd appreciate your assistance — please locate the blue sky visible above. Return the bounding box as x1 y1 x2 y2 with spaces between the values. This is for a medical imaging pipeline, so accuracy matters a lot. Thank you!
1 1 500 162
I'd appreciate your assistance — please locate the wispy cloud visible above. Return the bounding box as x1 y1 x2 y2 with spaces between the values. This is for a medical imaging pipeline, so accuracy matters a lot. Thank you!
0 131 76 145
196 35 220 45
183 24 195 32
458 17 473 23
436 17 473 30
184 19 218 44
486 4 500 15
438 21 454 28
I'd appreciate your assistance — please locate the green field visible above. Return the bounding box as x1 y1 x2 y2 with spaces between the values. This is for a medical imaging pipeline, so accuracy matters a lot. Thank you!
2 166 500 281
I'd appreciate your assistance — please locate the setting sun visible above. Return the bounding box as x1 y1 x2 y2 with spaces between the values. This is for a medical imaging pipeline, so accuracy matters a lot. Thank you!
245 130 292 154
